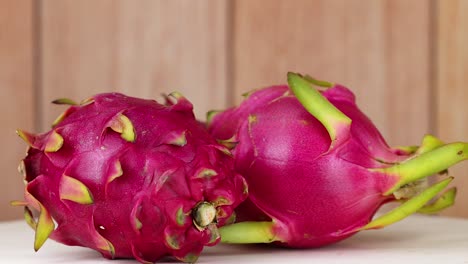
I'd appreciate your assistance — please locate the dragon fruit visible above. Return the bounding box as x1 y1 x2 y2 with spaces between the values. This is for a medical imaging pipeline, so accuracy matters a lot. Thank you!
13 92 247 263
209 72 467 247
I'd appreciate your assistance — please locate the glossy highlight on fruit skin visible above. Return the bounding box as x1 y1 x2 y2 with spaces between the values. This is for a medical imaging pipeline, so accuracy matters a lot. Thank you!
209 72 467 247
14 92 247 263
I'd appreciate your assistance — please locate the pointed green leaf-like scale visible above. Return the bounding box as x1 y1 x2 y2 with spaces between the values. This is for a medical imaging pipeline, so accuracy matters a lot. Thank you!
211 144 234 157
287 72 352 149
44 130 64 152
167 91 194 112
59 175 94 204
96 236 115 259
167 91 187 105
241 89 255 99
303 74 334 88
216 137 238 151
79 97 95 106
34 204 55 251
18 160 26 178
89 213 115 258
130 200 143 233
51 98 78 105
164 234 181 250
110 114 136 142
10 200 28 206
52 108 75 127
177 253 199 263
196 168 218 179
418 187 457 214
169 91 184 100
415 134 445 155
104 160 122 201
134 218 143 231
51 116 64 128
160 93 172 105
24 206 37 230
176 207 187 227
16 129 36 148
166 131 187 147
107 160 123 184
241 87 270 99
380 142 468 194
206 110 222 127
362 177 453 231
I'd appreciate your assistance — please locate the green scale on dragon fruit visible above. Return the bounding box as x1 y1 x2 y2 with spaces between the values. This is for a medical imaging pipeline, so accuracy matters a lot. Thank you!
13 92 247 263
208 72 467 248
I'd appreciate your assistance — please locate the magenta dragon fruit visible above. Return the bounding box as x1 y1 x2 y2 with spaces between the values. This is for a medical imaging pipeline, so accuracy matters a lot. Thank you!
13 92 247 263
208 72 467 247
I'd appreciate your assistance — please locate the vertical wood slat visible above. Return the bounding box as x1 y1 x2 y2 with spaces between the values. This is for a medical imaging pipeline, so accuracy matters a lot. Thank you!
437 0 468 218
40 0 228 129
232 0 431 147
0 0 35 220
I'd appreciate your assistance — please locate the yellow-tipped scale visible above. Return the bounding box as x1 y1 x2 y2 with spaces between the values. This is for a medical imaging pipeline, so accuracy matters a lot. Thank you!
59 175 94 204
110 114 136 142
34 204 55 251
44 130 64 152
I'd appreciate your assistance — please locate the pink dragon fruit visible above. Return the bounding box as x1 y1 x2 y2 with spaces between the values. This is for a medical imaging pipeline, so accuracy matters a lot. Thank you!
14 92 247 263
209 72 467 247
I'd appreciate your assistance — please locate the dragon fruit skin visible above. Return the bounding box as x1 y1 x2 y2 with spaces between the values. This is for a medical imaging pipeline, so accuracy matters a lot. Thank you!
15 92 247 263
209 73 467 247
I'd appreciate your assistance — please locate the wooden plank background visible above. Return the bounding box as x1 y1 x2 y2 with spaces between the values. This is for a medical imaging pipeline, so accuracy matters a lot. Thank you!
436 0 468 217
40 0 228 129
1 0 467 220
0 0 35 221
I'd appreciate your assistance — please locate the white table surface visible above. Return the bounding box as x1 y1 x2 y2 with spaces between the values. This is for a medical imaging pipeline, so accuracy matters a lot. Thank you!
1 214 468 263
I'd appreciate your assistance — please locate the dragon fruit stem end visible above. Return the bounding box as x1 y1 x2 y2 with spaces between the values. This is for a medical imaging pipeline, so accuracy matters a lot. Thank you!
219 221 278 244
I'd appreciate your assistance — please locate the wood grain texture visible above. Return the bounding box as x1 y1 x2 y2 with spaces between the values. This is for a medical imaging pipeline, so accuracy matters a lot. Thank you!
0 0 34 220
40 0 228 129
437 0 468 218
231 0 431 147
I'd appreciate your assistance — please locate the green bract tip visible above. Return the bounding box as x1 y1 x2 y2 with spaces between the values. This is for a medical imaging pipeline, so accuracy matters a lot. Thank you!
381 142 468 194
287 72 351 150
418 187 457 214
51 98 78 105
362 177 453 230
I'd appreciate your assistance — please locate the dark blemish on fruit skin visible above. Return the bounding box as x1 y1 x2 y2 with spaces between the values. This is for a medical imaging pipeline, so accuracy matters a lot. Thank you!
457 150 463 156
